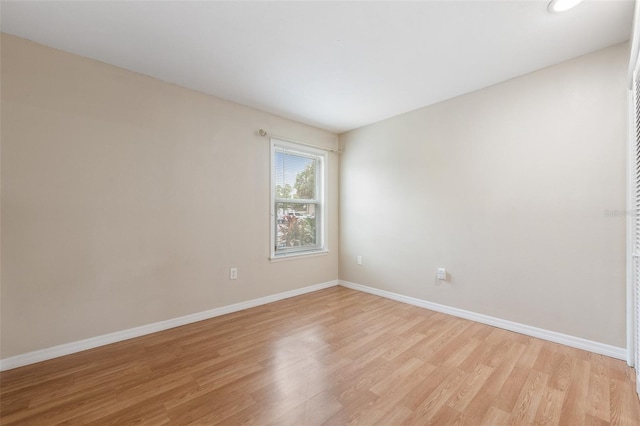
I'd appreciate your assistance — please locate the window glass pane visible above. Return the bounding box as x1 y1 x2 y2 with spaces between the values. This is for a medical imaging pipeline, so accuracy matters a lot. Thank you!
274 150 316 200
271 139 326 259
275 202 317 251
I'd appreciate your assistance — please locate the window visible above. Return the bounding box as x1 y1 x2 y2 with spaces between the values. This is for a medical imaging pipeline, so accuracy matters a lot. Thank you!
271 138 327 258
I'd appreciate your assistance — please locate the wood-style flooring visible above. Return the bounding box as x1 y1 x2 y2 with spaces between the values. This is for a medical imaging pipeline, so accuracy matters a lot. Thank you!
1 286 639 425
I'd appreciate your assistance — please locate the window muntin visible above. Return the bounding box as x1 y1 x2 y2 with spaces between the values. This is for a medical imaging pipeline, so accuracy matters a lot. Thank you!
271 139 326 258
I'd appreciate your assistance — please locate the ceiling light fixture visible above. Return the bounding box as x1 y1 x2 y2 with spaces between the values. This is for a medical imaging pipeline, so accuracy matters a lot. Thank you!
547 0 584 13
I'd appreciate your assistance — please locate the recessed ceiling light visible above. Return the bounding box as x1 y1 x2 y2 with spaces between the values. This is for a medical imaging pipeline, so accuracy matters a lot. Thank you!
547 0 585 13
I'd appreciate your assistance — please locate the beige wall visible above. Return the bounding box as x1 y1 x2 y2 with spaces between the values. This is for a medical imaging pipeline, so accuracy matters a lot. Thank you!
0 34 339 358
0 32 629 359
339 43 628 347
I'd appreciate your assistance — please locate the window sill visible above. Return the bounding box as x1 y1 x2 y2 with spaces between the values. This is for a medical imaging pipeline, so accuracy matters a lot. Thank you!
269 250 329 262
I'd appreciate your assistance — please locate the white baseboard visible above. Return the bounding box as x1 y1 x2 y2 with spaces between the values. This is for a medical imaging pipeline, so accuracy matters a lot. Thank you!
0 280 339 371
2 278 625 371
339 280 627 361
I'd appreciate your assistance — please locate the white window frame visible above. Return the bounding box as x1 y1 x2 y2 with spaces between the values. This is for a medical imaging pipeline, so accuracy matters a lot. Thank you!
270 138 328 260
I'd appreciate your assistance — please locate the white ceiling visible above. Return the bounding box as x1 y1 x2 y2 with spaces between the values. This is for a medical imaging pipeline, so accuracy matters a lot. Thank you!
0 1 635 133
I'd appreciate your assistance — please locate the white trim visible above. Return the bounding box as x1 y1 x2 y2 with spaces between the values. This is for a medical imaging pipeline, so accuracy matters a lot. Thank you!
269 250 329 262
627 84 635 367
339 280 627 361
3 278 623 371
0 280 339 371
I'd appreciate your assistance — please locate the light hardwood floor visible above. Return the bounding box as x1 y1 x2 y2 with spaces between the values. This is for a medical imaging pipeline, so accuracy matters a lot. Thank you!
1 286 639 425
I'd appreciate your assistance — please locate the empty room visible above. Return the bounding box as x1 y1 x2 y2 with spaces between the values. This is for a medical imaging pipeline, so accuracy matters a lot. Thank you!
3 0 640 424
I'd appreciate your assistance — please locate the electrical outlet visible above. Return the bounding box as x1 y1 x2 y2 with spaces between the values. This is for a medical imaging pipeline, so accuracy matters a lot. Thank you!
230 268 238 280
437 268 447 281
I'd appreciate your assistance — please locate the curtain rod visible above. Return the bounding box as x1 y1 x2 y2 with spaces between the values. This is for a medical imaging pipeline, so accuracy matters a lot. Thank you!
258 129 341 153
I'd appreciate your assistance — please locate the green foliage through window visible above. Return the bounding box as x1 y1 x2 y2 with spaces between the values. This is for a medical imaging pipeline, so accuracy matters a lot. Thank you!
272 141 325 257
